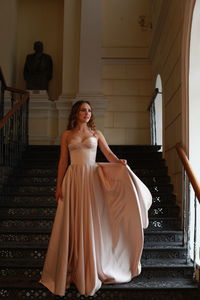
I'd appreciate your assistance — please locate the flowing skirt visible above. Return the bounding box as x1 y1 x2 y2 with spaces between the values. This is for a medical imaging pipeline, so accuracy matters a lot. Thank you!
39 163 152 296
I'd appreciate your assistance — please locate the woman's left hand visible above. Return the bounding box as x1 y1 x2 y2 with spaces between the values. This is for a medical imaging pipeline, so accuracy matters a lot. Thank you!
119 159 127 165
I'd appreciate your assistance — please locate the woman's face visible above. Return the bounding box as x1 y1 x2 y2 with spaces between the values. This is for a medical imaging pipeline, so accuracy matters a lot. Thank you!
76 103 92 124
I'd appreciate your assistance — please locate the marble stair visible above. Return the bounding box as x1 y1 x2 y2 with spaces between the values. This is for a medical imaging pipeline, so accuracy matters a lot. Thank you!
0 145 199 300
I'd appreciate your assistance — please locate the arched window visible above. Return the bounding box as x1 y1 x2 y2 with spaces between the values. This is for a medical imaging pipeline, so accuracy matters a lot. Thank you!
150 74 163 150
155 75 163 148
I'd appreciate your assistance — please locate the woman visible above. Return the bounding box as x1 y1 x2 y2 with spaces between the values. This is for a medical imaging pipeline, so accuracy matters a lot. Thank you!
40 100 152 296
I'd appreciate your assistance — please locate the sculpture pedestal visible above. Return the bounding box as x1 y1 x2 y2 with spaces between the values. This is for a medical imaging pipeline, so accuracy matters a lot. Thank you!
54 95 73 144
28 90 58 145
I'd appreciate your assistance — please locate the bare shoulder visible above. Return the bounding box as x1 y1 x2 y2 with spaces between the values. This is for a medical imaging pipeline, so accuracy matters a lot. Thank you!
60 130 71 143
95 130 104 138
95 130 108 144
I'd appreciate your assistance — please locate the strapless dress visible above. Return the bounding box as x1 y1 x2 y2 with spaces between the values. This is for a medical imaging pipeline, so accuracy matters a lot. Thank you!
39 136 152 296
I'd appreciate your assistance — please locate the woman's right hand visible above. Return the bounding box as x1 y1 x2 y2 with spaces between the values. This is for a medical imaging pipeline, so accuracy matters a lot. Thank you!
55 186 63 202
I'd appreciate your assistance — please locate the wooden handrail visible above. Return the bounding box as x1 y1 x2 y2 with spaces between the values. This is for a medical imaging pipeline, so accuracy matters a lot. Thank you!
0 67 29 129
0 92 29 129
0 68 29 187
6 86 28 94
0 66 28 94
176 143 200 203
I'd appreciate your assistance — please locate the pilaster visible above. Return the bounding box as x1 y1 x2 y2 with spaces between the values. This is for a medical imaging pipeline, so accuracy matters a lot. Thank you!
28 91 58 145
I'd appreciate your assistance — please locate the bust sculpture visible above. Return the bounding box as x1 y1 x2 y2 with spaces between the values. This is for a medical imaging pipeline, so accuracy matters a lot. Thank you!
23 41 53 91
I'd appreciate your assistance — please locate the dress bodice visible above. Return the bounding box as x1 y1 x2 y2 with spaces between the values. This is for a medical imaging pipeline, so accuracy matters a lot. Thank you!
68 136 97 165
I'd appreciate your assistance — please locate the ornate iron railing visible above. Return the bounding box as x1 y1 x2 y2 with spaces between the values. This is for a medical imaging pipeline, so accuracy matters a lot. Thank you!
176 143 200 203
176 143 200 275
0 68 29 190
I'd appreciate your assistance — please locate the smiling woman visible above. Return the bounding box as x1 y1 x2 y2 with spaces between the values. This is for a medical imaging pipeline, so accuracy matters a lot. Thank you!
39 100 152 296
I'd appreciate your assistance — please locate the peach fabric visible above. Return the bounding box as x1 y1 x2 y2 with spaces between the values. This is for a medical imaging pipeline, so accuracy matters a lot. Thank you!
39 137 152 296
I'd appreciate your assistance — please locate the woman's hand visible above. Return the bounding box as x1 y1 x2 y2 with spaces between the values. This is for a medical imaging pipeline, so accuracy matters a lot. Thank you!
119 159 127 165
55 186 63 202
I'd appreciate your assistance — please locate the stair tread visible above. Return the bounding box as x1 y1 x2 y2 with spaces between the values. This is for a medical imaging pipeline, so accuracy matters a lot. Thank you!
0 277 197 290
0 243 186 250
0 216 181 221
0 216 181 219
0 260 194 268
3 183 174 188
0 204 179 209
0 229 182 234
0 191 175 198
13 164 168 169
0 229 183 234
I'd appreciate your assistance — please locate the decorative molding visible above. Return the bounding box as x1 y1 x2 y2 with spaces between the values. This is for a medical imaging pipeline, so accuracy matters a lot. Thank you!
29 94 58 119
29 136 57 145
102 47 149 60
102 58 151 65
138 15 152 31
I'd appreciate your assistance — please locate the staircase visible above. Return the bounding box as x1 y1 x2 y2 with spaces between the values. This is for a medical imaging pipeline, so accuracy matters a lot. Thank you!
0 145 199 300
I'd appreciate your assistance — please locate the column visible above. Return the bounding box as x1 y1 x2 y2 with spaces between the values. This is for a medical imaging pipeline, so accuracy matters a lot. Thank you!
56 0 107 139
76 0 107 130
56 0 81 140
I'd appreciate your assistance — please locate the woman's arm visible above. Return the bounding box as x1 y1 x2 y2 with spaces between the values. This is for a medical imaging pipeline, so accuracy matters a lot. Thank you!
96 130 127 164
55 130 69 201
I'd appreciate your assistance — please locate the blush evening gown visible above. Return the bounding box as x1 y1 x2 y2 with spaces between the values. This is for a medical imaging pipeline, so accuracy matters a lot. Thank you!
39 136 152 296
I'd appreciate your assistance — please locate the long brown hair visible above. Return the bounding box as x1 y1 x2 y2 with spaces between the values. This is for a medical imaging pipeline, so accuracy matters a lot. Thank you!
67 100 96 130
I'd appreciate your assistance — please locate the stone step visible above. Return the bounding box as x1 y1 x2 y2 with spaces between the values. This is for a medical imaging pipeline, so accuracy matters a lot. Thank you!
142 246 187 261
0 244 188 262
0 285 198 300
23 151 163 161
147 217 181 231
148 206 180 217
2 184 174 195
0 194 177 208
134 168 168 176
0 230 184 246
26 144 162 153
11 166 169 177
0 217 181 231
21 149 164 157
0 205 180 219
144 230 183 246
140 175 170 185
4 176 173 191
0 277 197 290
6 174 171 186
20 157 165 166
0 262 194 281
18 159 166 169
